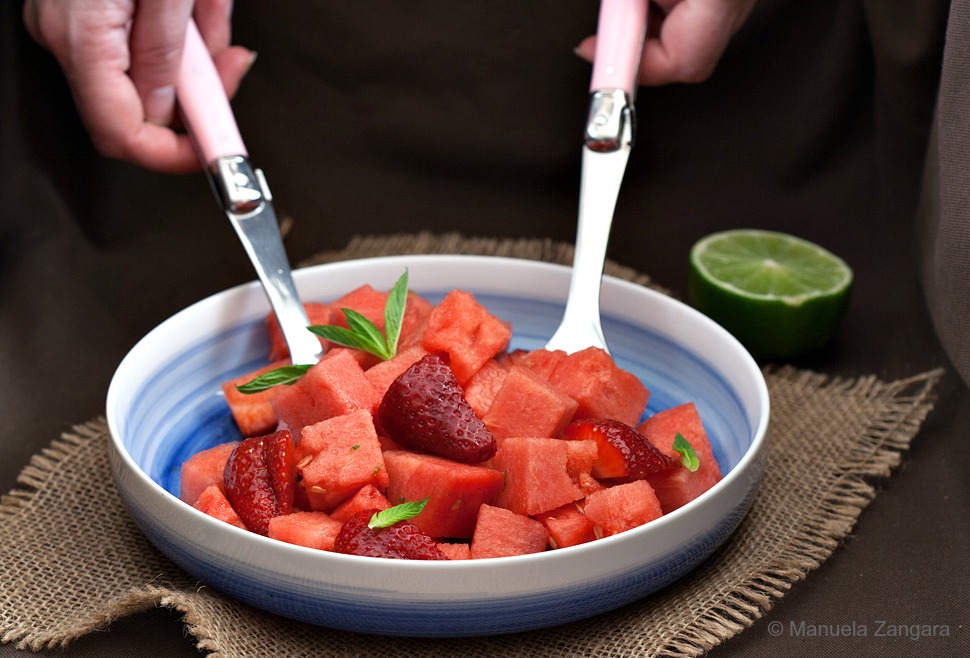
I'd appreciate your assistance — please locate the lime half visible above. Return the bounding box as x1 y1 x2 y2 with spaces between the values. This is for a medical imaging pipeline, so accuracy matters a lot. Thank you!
688 229 853 360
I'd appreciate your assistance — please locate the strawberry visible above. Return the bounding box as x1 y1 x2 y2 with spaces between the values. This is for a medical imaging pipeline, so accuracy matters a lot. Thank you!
223 430 298 535
562 418 679 481
333 509 448 560
377 353 496 464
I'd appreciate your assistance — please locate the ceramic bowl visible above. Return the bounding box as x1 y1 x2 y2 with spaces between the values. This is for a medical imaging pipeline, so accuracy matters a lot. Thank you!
106 254 769 637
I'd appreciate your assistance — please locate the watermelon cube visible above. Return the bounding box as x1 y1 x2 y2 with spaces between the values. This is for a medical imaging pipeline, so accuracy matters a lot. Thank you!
534 502 596 549
492 437 595 516
421 290 512 384
583 480 663 537
548 347 650 426
399 292 434 351
221 361 288 437
436 542 472 560
180 441 238 504
266 302 332 362
296 410 389 512
383 450 505 539
504 348 566 381
483 366 578 441
470 504 549 559
271 348 382 433
268 510 343 551
193 484 247 529
363 345 429 399
461 359 509 418
329 483 392 523
638 402 723 513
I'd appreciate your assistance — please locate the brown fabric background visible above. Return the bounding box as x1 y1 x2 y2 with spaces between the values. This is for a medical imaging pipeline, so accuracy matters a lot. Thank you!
0 234 941 657
919 1 970 389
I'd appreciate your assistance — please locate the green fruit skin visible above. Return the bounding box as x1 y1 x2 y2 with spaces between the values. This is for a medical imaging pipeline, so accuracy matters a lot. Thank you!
688 262 851 361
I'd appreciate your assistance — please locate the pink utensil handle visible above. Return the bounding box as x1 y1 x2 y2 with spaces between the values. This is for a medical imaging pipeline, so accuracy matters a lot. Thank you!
589 0 649 96
176 19 247 164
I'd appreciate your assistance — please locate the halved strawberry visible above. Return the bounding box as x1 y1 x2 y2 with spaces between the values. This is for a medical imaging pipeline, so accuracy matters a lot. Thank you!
562 418 679 480
377 353 496 464
333 509 448 560
223 430 298 535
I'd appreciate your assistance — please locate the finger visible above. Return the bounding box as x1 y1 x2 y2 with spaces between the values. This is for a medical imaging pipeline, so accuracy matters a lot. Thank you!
73 63 201 173
194 0 234 53
128 0 195 125
638 0 756 86
213 46 257 99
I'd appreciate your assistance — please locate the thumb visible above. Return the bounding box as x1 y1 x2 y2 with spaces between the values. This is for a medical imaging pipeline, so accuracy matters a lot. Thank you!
128 0 195 126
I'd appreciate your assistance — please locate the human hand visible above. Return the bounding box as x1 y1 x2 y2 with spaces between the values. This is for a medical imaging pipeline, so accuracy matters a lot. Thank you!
23 0 255 173
576 0 758 85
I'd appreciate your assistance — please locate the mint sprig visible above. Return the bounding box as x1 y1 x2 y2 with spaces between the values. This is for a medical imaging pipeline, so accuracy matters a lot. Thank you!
235 364 313 394
235 270 409 395
309 270 409 361
673 432 700 472
368 497 429 529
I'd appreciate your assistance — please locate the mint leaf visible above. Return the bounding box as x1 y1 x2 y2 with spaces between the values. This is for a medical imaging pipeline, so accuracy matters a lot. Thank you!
307 270 409 361
673 433 700 472
235 364 313 394
369 497 429 529
383 270 409 356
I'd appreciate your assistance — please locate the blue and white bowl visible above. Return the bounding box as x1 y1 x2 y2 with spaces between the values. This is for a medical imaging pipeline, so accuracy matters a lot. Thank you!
106 255 769 637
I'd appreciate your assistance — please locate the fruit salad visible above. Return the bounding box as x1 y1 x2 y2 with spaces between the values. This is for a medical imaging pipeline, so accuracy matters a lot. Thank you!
180 272 723 560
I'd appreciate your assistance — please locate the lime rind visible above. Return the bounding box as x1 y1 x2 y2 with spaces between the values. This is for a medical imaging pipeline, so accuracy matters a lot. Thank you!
691 230 853 305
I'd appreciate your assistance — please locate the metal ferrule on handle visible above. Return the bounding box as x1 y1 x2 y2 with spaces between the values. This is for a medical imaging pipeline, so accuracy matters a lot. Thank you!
585 0 648 152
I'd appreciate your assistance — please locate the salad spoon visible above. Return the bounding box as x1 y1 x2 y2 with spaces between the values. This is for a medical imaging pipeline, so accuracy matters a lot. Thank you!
545 0 648 355
176 20 323 366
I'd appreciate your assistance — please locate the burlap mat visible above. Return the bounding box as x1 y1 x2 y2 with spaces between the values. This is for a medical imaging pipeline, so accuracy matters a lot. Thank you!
0 233 942 657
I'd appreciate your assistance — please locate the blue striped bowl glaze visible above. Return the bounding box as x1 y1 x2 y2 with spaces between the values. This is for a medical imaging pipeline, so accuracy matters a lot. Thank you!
106 255 769 637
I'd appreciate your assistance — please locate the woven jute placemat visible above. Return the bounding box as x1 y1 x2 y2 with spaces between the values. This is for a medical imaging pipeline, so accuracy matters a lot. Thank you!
0 233 942 657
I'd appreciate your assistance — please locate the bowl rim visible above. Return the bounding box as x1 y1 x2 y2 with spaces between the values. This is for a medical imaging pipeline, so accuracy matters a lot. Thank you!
106 254 770 575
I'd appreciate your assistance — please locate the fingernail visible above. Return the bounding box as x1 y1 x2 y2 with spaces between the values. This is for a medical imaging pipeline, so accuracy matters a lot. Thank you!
573 44 594 63
243 50 258 77
144 85 176 126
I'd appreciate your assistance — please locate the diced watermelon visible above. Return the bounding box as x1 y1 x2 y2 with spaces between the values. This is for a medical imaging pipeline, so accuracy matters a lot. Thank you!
492 437 595 516
382 450 505 539
180 441 238 504
421 290 512 384
548 347 650 426
221 361 288 437
331 285 388 328
483 366 578 441
534 502 596 549
504 348 566 381
436 542 472 560
564 440 599 483
583 480 663 537
470 504 549 559
637 402 723 513
271 348 382 433
399 293 434 351
296 410 389 512
266 302 333 362
363 345 429 399
193 484 247 529
267 510 343 551
329 483 392 523
461 359 509 418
